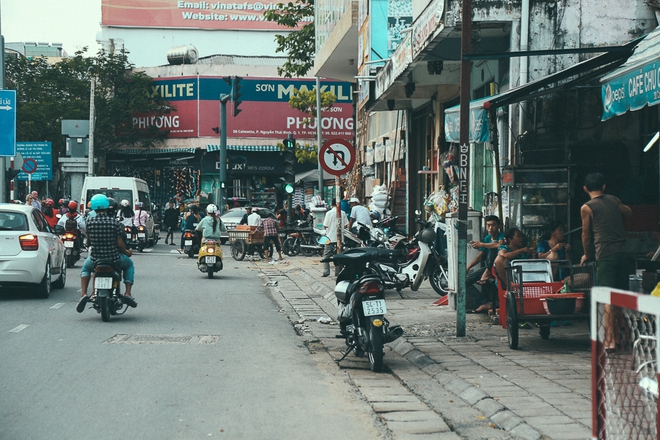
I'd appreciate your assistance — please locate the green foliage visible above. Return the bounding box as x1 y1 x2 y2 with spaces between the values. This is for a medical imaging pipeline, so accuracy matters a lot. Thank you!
289 87 336 117
264 0 315 78
276 141 318 163
5 47 173 159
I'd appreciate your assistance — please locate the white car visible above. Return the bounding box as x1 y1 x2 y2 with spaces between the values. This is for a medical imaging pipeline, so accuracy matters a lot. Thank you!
0 203 67 297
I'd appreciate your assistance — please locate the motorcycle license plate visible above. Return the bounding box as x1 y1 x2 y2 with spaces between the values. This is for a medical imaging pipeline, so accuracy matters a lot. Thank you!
64 241 74 248
94 277 113 289
185 240 193 246
363 299 387 316
206 256 216 264
138 233 146 238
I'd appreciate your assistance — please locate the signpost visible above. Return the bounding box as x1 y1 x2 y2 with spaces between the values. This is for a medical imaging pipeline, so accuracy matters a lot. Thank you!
0 89 16 157
320 138 356 251
16 142 53 182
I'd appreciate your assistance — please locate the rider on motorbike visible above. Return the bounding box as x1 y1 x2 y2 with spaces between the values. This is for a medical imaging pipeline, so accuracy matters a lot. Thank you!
132 202 149 242
195 204 226 240
180 205 202 250
77 194 137 313
57 200 87 249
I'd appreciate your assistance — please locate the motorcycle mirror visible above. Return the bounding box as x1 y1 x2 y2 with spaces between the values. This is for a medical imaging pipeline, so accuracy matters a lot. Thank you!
414 209 422 215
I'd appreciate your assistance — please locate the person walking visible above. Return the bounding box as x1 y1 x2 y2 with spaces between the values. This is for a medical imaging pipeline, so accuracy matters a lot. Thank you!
321 202 348 277
163 201 179 245
261 213 283 263
31 191 41 211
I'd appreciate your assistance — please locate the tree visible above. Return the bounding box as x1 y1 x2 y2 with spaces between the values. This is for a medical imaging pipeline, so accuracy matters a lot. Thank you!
6 47 173 160
264 0 315 78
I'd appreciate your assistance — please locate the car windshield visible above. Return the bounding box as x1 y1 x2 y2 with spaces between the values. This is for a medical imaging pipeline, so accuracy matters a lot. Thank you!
0 212 28 231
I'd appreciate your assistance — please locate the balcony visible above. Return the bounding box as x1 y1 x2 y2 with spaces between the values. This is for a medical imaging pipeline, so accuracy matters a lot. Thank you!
313 0 359 82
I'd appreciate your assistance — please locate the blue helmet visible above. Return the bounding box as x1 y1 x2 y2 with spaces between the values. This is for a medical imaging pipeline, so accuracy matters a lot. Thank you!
90 194 109 211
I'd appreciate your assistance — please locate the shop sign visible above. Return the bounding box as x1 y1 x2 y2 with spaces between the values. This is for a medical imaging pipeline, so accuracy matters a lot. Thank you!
601 61 660 120
375 33 412 99
412 0 445 58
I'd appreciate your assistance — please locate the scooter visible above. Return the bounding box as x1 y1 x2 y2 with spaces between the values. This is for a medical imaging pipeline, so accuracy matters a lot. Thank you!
87 260 135 322
124 225 147 252
197 239 223 278
182 229 201 258
62 230 81 268
368 220 436 294
325 247 404 372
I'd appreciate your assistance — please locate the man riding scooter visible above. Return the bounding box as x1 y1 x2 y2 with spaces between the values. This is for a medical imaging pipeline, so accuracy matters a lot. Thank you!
57 200 87 252
77 194 137 312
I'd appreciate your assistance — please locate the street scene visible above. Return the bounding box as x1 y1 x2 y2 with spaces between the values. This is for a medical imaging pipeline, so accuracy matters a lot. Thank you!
2 0 660 439
0 242 591 440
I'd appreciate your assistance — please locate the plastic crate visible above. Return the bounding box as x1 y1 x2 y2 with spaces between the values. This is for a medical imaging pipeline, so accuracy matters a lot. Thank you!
499 282 563 327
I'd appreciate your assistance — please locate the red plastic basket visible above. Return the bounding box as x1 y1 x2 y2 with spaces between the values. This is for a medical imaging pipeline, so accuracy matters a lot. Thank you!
499 282 563 327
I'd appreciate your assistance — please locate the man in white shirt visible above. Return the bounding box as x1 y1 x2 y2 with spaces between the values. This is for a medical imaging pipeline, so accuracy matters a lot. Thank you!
322 202 348 277
247 209 262 227
348 197 372 242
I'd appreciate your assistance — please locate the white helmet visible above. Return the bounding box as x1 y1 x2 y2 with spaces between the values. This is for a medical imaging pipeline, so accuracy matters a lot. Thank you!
120 199 130 207
206 204 218 214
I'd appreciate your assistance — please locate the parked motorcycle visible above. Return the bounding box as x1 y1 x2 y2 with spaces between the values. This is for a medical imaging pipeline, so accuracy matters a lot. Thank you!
124 225 148 252
182 229 201 258
325 247 404 372
88 261 133 322
62 230 82 268
282 220 323 257
197 239 223 278
368 220 436 293
423 219 449 295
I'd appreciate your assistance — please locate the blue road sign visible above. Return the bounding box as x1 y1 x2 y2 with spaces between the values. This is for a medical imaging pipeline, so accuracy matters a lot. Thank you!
17 142 53 181
0 90 17 157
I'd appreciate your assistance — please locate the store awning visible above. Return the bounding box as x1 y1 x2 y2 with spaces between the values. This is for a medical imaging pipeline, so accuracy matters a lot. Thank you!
600 27 660 121
295 168 335 184
206 144 280 152
445 41 639 142
112 147 197 155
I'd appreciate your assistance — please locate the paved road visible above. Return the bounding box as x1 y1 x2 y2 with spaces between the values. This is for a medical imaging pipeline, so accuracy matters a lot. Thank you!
0 244 386 440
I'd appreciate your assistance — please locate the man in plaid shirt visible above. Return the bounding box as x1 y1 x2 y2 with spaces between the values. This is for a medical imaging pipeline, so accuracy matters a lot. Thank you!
261 213 283 263
77 194 137 313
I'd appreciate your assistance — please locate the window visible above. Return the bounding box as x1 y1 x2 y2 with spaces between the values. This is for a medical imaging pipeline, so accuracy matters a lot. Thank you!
0 212 28 231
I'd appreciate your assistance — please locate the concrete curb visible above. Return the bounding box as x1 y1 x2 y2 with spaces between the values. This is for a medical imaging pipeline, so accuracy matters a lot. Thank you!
261 260 544 440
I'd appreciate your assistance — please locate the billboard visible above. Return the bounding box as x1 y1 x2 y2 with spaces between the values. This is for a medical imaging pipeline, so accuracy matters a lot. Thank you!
101 0 299 31
136 77 354 140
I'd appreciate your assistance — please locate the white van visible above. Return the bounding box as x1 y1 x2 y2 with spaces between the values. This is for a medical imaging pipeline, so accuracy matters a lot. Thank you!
81 176 158 246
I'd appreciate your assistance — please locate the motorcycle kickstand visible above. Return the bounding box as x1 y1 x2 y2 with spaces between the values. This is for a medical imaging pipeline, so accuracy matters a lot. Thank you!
396 288 404 299
334 343 357 363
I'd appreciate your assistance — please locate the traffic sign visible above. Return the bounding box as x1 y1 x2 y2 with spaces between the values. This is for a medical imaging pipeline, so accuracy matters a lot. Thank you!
319 139 355 176
0 90 17 157
22 158 38 174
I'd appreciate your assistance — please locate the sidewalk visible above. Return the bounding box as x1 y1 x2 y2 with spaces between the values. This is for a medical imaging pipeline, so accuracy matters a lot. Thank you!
253 255 592 440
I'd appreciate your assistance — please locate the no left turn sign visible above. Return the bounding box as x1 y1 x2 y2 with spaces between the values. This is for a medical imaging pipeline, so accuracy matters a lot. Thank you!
319 139 355 176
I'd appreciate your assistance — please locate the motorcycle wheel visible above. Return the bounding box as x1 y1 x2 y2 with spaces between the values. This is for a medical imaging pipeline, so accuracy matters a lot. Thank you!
138 242 145 253
429 265 449 295
66 254 76 268
207 269 214 279
100 296 111 322
282 237 298 256
368 325 384 372
231 240 246 261
300 236 317 257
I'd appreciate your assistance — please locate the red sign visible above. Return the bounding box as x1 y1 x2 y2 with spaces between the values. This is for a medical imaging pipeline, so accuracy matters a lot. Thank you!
319 139 355 176
102 0 294 31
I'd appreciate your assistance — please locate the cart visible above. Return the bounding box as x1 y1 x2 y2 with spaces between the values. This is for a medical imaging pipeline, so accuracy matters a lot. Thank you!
497 259 594 349
228 225 265 261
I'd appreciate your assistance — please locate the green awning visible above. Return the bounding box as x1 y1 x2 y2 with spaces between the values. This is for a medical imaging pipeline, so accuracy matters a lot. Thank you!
113 147 197 155
206 144 280 152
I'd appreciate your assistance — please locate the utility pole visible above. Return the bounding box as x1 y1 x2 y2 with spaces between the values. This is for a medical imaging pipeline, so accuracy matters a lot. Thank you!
88 76 96 176
316 77 323 195
457 0 473 337
218 94 229 214
0 5 6 202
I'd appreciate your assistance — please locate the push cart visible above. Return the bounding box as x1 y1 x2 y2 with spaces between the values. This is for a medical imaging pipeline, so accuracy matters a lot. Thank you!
228 225 265 261
498 259 594 349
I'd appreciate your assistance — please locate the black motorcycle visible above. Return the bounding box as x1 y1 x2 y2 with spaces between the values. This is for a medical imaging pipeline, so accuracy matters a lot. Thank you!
182 229 201 258
325 247 404 372
88 261 133 322
124 225 148 253
62 229 82 268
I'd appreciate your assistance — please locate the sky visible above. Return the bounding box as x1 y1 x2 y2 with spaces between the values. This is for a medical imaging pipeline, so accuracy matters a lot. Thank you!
2 0 102 55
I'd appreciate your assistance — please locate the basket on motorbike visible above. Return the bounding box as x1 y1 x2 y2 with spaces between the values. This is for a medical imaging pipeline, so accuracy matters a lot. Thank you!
497 259 593 350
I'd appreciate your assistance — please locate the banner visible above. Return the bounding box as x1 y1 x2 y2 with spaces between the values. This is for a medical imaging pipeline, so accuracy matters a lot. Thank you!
102 0 297 31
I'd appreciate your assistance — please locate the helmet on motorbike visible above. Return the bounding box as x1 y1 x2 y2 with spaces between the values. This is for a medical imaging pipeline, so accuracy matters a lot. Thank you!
45 198 54 206
68 201 79 211
106 197 117 210
120 199 130 207
137 202 143 209
90 194 109 211
206 204 218 214
419 227 437 245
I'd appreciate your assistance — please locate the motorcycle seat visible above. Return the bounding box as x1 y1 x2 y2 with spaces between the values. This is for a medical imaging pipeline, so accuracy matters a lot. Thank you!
332 247 403 266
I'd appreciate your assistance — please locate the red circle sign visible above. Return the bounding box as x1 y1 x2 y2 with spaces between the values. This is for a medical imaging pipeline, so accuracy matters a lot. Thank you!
319 139 355 176
21 158 38 174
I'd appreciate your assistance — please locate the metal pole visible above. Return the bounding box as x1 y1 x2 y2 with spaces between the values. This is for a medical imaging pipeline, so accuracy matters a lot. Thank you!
457 0 473 337
335 175 342 252
316 77 323 197
88 77 96 176
219 94 229 214
0 4 6 202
